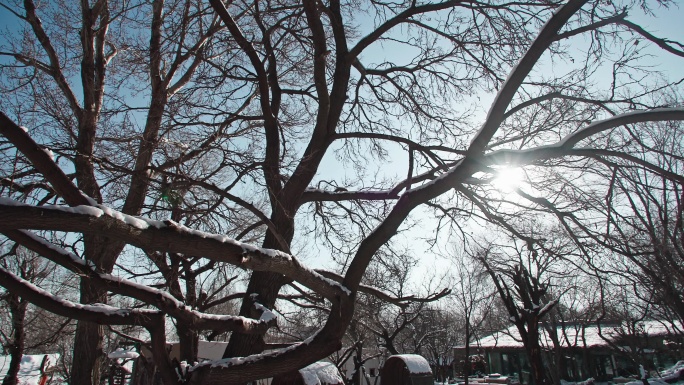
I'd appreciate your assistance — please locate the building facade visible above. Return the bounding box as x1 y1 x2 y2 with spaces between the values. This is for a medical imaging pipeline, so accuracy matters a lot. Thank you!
453 321 683 384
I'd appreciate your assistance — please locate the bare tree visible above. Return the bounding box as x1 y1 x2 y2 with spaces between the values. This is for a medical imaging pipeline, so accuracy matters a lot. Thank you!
479 242 561 385
0 1 224 383
453 251 497 385
0 245 56 385
0 0 683 384
328 252 450 384
604 168 684 326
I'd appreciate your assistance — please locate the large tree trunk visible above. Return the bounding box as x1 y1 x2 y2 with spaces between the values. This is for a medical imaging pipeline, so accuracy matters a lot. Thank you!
528 345 548 385
2 295 27 385
177 322 199 363
70 5 109 378
223 214 294 358
525 326 549 385
223 271 289 356
69 0 168 380
464 321 471 385
70 280 107 385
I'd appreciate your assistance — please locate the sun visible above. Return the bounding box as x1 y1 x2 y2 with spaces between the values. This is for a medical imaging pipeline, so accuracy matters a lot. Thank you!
492 166 524 192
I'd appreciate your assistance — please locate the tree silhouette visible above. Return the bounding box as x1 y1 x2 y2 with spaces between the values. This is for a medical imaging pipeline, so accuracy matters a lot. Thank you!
0 0 682 383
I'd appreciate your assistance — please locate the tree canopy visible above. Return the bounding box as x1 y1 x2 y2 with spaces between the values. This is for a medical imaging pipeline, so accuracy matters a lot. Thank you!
0 0 682 383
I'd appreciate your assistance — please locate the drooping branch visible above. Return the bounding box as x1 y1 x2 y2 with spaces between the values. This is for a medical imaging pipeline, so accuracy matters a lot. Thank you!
0 112 91 205
0 199 350 302
618 19 684 58
3 229 273 334
0 266 161 327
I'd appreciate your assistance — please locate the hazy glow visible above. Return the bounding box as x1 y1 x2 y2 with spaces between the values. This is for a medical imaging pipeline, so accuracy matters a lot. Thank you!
492 166 524 192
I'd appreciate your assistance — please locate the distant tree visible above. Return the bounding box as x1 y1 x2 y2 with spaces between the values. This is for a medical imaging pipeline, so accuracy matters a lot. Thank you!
0 1 226 383
604 169 684 327
416 306 459 383
540 284 600 385
479 240 565 385
0 0 683 384
143 246 242 363
333 253 450 385
0 245 52 385
453 251 497 385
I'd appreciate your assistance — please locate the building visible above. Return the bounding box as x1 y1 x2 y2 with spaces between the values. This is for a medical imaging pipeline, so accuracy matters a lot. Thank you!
454 321 684 384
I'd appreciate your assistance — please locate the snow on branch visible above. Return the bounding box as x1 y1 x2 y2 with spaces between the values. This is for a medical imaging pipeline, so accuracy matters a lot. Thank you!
537 299 558 318
253 301 277 322
0 198 350 302
0 112 94 206
3 229 274 334
0 265 161 326
190 328 321 372
557 108 684 148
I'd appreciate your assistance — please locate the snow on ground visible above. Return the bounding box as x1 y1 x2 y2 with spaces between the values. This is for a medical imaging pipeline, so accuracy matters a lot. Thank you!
433 361 684 385
0 354 60 385
434 381 684 385
621 378 684 385
659 361 684 383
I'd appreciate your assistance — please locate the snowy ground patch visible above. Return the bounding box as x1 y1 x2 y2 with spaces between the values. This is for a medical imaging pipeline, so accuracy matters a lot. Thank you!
0 354 61 385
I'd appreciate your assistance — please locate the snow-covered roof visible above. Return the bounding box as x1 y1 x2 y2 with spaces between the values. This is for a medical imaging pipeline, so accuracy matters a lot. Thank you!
299 361 344 385
392 354 432 374
108 348 140 360
0 354 60 385
460 321 682 350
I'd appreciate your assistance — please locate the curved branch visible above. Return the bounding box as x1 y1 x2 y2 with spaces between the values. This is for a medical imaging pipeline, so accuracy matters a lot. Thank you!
618 19 684 58
316 269 450 307
349 0 468 59
2 229 273 334
0 266 160 327
467 0 589 155
0 112 91 206
483 108 684 168
334 131 466 159
553 11 627 42
558 108 684 148
0 199 350 302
